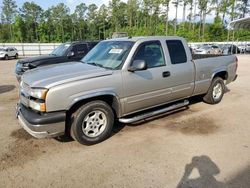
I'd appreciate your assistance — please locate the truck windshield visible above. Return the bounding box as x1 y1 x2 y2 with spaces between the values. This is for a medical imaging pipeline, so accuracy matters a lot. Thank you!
50 44 71 56
82 41 134 69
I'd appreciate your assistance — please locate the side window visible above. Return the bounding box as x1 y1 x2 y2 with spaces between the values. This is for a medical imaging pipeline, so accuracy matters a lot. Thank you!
133 41 165 68
88 42 98 50
166 40 187 64
74 44 88 56
10 48 14 51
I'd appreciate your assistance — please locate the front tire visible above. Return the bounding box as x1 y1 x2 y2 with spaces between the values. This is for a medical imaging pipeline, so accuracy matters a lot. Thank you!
4 55 8 60
203 77 225 104
15 53 18 59
70 101 114 145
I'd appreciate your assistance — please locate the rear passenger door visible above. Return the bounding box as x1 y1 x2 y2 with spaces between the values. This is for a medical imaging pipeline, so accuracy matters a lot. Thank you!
165 40 195 100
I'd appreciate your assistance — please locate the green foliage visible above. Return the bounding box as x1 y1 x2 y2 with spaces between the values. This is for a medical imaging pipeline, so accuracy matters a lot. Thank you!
0 0 250 43
208 16 225 41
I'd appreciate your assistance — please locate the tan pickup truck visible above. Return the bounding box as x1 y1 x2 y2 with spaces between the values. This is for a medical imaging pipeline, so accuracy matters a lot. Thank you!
16 36 238 145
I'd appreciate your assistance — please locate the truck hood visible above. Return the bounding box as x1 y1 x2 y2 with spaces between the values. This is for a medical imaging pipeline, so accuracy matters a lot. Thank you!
18 55 65 67
18 55 59 64
22 62 113 88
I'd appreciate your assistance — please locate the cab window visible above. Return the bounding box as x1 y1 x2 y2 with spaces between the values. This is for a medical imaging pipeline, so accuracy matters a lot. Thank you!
133 41 165 68
74 44 88 56
166 40 187 64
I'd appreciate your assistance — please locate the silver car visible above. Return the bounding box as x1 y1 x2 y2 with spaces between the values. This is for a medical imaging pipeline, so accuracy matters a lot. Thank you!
194 45 222 55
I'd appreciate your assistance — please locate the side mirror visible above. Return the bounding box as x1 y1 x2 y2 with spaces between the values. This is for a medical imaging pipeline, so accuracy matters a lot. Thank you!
67 51 75 57
128 60 147 72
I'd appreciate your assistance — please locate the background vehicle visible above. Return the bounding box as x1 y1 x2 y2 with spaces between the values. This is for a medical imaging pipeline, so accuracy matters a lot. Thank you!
222 44 241 54
246 44 250 52
194 46 212 54
194 45 222 54
15 41 99 81
111 32 128 39
0 47 18 60
210 45 222 54
236 44 247 53
16 36 238 145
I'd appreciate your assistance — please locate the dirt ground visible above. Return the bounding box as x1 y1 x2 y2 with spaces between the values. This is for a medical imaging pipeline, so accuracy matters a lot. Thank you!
0 56 249 188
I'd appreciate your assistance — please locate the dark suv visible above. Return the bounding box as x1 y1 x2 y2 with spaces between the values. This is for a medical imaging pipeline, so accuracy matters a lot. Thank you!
15 41 99 81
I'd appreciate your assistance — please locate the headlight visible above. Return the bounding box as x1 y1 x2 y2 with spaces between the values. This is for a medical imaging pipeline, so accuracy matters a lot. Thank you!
22 63 29 71
30 88 48 100
29 100 46 112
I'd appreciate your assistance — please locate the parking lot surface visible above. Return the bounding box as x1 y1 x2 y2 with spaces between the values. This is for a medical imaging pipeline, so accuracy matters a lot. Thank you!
0 56 249 188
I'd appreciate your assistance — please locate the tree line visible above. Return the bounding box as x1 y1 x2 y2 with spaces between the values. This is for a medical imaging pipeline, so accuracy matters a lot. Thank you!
0 0 250 43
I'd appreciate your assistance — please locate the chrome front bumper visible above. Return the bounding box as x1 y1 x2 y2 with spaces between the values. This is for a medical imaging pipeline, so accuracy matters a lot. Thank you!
16 104 65 138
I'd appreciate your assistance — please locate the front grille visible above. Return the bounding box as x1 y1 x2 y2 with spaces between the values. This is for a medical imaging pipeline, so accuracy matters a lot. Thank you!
20 82 30 107
21 82 30 94
20 93 29 107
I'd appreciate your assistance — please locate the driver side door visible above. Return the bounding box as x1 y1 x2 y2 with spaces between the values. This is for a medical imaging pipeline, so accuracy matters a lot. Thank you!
122 41 173 115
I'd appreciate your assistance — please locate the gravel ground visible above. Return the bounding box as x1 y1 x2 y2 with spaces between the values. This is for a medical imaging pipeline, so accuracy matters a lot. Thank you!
0 56 249 188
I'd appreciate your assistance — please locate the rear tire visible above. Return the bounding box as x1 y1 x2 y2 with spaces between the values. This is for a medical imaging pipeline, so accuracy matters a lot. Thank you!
69 100 114 145
203 77 225 104
15 53 18 59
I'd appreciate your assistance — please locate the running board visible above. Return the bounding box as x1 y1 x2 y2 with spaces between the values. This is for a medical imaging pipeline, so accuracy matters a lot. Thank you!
119 100 189 124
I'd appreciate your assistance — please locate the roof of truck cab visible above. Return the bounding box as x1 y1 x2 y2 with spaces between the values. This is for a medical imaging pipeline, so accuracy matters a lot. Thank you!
105 36 184 42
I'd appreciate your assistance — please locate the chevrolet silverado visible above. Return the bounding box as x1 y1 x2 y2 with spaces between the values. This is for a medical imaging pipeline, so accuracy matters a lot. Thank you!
16 36 238 145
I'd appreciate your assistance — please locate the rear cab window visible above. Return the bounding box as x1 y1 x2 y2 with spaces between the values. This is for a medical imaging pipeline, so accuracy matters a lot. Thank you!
166 40 187 64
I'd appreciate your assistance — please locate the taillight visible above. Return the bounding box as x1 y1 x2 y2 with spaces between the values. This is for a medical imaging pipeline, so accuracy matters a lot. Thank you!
235 57 238 72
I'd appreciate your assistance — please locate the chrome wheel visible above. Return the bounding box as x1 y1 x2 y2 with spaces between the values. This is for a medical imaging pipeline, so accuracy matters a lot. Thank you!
82 110 107 138
212 83 222 100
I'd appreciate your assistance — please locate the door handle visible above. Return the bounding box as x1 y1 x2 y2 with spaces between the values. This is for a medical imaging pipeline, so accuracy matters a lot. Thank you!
162 71 171 78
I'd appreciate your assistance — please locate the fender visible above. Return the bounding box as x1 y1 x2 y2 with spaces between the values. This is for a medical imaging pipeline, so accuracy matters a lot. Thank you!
211 67 228 81
66 90 122 117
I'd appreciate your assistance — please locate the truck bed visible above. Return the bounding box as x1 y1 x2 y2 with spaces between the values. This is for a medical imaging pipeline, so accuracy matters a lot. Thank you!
192 54 237 96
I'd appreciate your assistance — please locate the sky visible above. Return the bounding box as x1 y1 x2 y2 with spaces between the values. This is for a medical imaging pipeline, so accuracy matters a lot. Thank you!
0 0 216 22
0 0 112 10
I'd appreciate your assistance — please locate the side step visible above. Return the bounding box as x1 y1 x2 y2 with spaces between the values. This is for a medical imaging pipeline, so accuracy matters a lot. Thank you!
119 100 189 124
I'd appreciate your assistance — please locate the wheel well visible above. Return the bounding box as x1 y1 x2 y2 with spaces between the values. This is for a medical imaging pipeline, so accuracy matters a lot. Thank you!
214 71 228 80
66 95 120 119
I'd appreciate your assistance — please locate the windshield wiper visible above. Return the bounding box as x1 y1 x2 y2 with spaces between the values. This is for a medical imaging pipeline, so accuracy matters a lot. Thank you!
87 62 104 68
86 62 114 70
